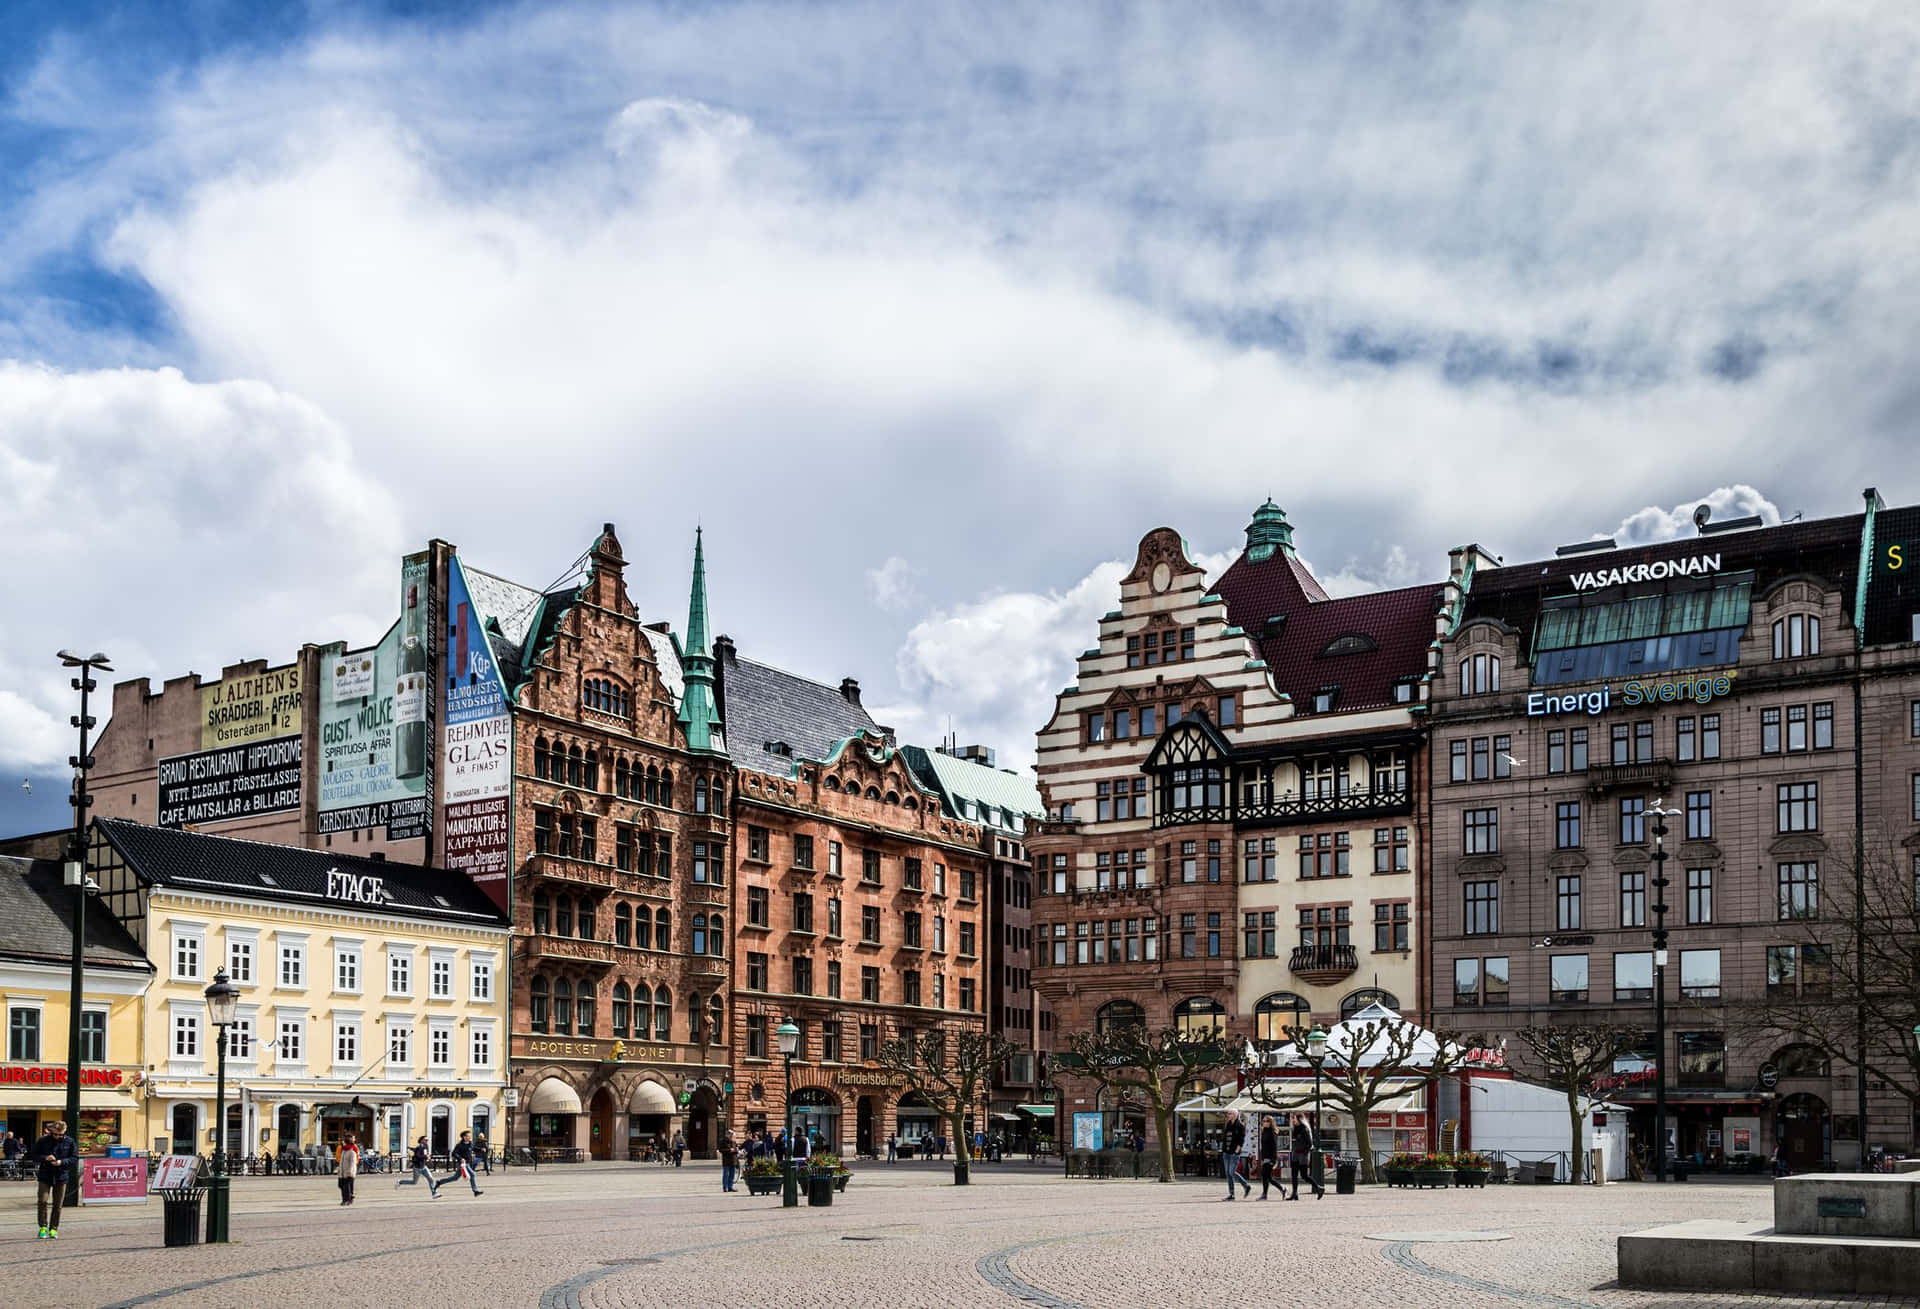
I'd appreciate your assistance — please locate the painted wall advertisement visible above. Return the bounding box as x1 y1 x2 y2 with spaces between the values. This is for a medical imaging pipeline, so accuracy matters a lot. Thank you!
442 558 511 903
158 663 302 827
316 559 436 840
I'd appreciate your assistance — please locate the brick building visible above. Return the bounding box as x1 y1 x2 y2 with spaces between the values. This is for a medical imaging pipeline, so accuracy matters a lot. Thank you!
1029 504 1439 1148
1428 491 1920 1170
715 637 990 1157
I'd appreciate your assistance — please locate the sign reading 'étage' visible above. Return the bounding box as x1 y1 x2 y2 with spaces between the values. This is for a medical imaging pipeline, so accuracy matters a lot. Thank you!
326 869 389 906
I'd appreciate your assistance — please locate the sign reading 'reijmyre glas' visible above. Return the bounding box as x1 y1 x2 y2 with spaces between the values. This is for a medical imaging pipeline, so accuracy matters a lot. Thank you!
441 558 512 896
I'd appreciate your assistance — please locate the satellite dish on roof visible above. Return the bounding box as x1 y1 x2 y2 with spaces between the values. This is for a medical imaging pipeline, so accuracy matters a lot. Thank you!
1693 503 1713 531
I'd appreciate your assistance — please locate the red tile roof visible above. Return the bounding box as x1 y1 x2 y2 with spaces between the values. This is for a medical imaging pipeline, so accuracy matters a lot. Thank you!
1212 552 1441 713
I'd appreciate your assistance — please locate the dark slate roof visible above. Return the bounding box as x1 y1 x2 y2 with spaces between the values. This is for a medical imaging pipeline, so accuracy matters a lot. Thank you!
0 855 152 972
716 651 876 771
1212 553 1442 714
95 819 508 928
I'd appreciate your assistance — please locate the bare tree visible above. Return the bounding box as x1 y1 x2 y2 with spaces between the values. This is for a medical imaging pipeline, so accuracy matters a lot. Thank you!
1512 1024 1642 1184
1055 1023 1233 1182
876 1027 1018 1185
1247 1016 1480 1183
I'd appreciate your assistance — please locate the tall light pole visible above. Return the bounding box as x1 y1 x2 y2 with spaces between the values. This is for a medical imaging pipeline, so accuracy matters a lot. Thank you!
1304 1024 1329 1193
203 970 238 1243
776 1018 800 1208
57 649 109 1207
1649 799 1681 1184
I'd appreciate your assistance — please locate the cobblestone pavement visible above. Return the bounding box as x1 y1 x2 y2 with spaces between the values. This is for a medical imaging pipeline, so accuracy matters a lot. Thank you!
4 1163 1916 1309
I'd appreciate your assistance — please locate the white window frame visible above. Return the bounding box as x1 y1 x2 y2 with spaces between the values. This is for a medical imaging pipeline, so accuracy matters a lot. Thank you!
428 1020 454 1070
333 1013 362 1073
428 949 455 1000
171 921 207 983
274 932 309 989
78 1004 109 1064
274 1009 308 1066
167 1001 205 1068
387 946 414 998
334 940 363 996
386 1015 414 1070
470 953 495 1004
470 1020 496 1070
225 928 259 986
7 999 46 1063
226 1006 258 1066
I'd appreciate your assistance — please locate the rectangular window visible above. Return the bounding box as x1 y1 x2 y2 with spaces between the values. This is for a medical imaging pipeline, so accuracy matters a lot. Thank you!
861 966 880 1003
278 943 304 987
1207 911 1222 957
277 1019 301 1062
822 1022 842 1062
388 951 411 996
746 1014 767 1060
471 1026 492 1068
1680 948 1721 1000
1471 737 1490 781
1618 796 1646 844
1777 781 1818 832
862 849 881 884
79 1009 106 1063
959 920 976 956
904 911 923 948
1778 862 1819 919
1087 713 1106 742
1483 956 1509 1006
1611 723 1630 766
1685 867 1714 925
1463 880 1499 935
1812 702 1834 750
1786 704 1808 752
1762 707 1781 754
1570 726 1589 771
431 957 452 998
1614 951 1653 1002
794 835 815 869
389 1023 411 1065
1218 694 1236 726
1453 957 1481 1006
793 892 815 933
1450 740 1468 783
1700 714 1720 759
7 1006 40 1061
827 896 842 937
1912 773 1920 823
862 905 881 943
747 886 769 927
1555 801 1582 849
828 840 845 876
228 939 253 985
1493 735 1512 778
1180 913 1197 958
335 1021 358 1066
1245 837 1277 882
903 971 921 1007
959 866 975 900
174 931 201 981
903 857 923 890
1685 790 1712 840
959 978 975 1012
860 1023 878 1061
1635 720 1653 763
1772 614 1820 659
1547 729 1566 774
793 956 813 995
1372 901 1409 952
471 958 492 1002
1555 875 1582 931
1550 954 1589 1003
1676 716 1696 762
173 1013 199 1059
1677 1031 1726 1087
1113 709 1131 740
746 953 768 991
1619 870 1646 927
933 973 945 1008
1464 808 1498 854
1372 826 1409 873
335 947 360 993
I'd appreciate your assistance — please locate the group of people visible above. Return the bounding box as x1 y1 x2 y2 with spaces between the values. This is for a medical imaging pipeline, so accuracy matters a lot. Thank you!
717 1127 816 1191
882 1131 950 1161
1220 1108 1324 1201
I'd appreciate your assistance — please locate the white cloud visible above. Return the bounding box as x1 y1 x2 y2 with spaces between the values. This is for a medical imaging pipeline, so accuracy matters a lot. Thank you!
1311 545 1426 598
1606 485 1784 547
865 556 922 613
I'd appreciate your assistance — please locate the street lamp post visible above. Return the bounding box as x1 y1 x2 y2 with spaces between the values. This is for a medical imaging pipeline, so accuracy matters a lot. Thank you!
1649 800 1681 1185
775 1019 800 1208
1304 1024 1329 1193
57 649 110 1208
204 969 239 1243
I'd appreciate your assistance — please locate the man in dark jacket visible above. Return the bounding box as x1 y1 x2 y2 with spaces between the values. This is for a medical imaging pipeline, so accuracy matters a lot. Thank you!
396 1135 439 1197
1220 1109 1252 1200
440 1130 483 1196
1289 1115 1322 1199
34 1120 77 1239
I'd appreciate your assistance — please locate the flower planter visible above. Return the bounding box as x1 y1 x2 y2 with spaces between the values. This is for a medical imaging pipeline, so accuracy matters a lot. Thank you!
1452 1168 1489 1188
1411 1169 1455 1188
1384 1168 1415 1189
833 1173 851 1193
745 1175 784 1196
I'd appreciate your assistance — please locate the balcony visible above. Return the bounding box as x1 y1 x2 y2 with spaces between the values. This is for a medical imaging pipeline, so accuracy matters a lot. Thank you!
524 853 621 891
1156 787 1413 830
686 957 729 979
525 934 617 968
1288 944 1358 986
1585 760 1674 795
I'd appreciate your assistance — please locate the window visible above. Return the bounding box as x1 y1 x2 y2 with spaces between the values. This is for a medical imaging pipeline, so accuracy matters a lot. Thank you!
793 892 815 934
634 907 652 950
1472 737 1490 781
1778 862 1819 919
1372 827 1409 873
861 905 881 944
692 842 715 883
1677 1031 1726 1087
7 1006 40 1061
903 971 922 1007
388 1018 412 1065
1372 902 1409 952
1555 802 1582 849
1771 614 1819 659
1555 875 1582 930
861 849 880 885
228 938 254 985
1086 713 1106 743
903 857 923 890
552 979 572 1035
1614 951 1653 1002
611 984 629 1038
174 1012 200 1058
1459 652 1500 695
746 953 768 991
1768 944 1832 997
904 911 923 948
861 966 880 1003
1297 833 1349 879
859 1023 878 1061
1550 954 1589 1003
653 986 672 1041
1243 837 1276 882
278 942 304 987
1813 702 1834 750
1610 723 1629 766
388 951 412 996
471 1026 493 1068
431 956 452 998
933 973 946 1008
174 930 202 981
1685 790 1712 840
1777 781 1818 833
1786 704 1808 752
79 1009 106 1063
746 1014 767 1059
1700 714 1720 759
1113 709 1131 740
959 920 975 956
1296 906 1350 950
335 946 360 993
1680 948 1721 1000
822 1022 842 1062
794 835 815 869
933 863 947 896
1463 808 1498 854
1464 881 1499 935
1453 956 1507 1006
747 886 769 927
1244 911 1278 958
826 959 841 998
959 867 975 900
1685 867 1714 924
691 914 710 956
1619 870 1646 927
1571 727 1589 770
1218 694 1236 726
1618 796 1646 844
1762 707 1781 754
1450 740 1468 783
1048 853 1068 895
529 979 548 1033
1547 730 1566 774
1453 958 1480 1007
1483 955 1509 1006
793 956 813 995
1676 716 1696 762
276 1017 302 1061
1635 720 1653 763
335 1020 359 1066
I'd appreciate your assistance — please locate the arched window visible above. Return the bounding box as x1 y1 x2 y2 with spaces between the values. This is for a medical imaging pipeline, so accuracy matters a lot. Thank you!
654 985 671 1041
575 981 596 1037
885 791 900 805
1097 999 1145 1033
1253 993 1310 1046
1173 996 1226 1034
1340 988 1400 1019
904 796 918 810
1772 1043 1830 1078
1772 614 1821 660
552 978 573 1035
694 776 708 813
824 776 841 792
692 912 709 956
584 750 599 791
577 899 595 940
659 768 673 806
529 976 549 1034
555 895 573 938
655 908 670 952
616 759 630 797
634 904 652 951
532 891 550 936
614 903 631 947
708 996 724 1042
535 736 551 780
567 745 583 787
1459 653 1500 696
611 982 630 1037
707 914 724 956
866 787 881 800
688 992 705 1045
645 765 659 804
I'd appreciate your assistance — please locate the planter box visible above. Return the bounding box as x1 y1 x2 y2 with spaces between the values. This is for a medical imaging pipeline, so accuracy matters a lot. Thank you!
745 1175 783 1196
1454 1169 1490 1188
1384 1168 1415 1188
1411 1169 1455 1188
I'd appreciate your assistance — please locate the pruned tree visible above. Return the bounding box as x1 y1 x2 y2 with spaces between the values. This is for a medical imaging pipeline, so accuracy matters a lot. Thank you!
1512 1024 1642 1184
876 1026 1018 1185
1055 1023 1233 1183
1246 1015 1480 1183
1725 834 1920 1127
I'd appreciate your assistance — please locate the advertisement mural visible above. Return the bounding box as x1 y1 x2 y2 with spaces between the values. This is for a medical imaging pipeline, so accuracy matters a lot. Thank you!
442 558 512 903
158 661 303 828
198 663 302 749
315 564 434 842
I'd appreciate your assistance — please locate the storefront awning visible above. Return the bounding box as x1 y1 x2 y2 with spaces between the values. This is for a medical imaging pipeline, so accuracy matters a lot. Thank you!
629 1081 676 1115
528 1077 583 1115
992 1112 1022 1121
0 1089 139 1111
315 1103 375 1119
1016 1104 1055 1117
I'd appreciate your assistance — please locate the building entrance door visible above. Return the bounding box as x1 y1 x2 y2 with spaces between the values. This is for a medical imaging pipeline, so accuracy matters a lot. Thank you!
170 1104 197 1155
589 1088 615 1161
857 1096 875 1158
1778 1093 1827 1172
687 1087 717 1157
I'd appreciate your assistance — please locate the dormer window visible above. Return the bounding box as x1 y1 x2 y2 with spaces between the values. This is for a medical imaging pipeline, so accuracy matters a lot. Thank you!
1771 614 1820 660
1312 687 1338 714
1392 681 1415 704
1320 633 1377 657
1459 653 1501 695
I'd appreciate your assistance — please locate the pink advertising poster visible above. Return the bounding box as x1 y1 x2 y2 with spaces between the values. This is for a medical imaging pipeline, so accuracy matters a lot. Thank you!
82 1155 149 1204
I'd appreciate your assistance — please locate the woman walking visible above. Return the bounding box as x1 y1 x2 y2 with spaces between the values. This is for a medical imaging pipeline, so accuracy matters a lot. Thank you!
1257 1114 1280 1200
337 1135 360 1205
1288 1115 1321 1199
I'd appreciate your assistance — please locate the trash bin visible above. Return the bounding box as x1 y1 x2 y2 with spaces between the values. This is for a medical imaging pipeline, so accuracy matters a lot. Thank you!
807 1172 835 1207
1335 1160 1357 1195
1669 1163 1690 1182
161 1187 205 1247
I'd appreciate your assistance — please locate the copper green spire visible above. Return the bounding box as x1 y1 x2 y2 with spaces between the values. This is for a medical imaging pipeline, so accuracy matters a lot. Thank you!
678 528 723 753
1245 498 1295 563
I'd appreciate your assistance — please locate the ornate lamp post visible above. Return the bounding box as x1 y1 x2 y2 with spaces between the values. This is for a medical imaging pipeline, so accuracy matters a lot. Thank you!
776 1018 800 1208
1304 1024 1329 1188
203 969 239 1242
57 649 109 1206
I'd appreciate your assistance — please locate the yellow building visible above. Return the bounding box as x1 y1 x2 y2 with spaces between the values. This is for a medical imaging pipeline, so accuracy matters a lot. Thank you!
0 854 153 1153
88 819 511 1163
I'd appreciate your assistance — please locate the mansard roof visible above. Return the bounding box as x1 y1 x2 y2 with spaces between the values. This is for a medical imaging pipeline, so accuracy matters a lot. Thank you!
716 646 877 773
899 745 1043 827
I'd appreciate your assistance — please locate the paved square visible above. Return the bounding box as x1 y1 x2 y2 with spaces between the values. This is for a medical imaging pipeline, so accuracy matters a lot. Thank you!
5 1163 1916 1308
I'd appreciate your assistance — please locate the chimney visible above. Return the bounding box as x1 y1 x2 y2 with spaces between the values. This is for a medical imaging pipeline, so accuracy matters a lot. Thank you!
840 677 862 706
713 634 737 666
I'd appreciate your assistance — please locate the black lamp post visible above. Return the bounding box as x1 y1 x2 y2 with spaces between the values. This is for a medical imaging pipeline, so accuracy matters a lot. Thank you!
204 969 238 1242
1649 799 1680 1184
1304 1024 1329 1191
57 649 109 1207
776 1018 800 1207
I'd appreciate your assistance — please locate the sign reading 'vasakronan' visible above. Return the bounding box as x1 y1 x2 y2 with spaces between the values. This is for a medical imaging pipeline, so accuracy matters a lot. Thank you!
1568 553 1721 591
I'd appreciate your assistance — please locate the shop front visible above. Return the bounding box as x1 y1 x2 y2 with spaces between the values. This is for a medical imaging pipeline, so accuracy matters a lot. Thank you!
790 1087 841 1154
0 1066 143 1154
512 1034 711 1159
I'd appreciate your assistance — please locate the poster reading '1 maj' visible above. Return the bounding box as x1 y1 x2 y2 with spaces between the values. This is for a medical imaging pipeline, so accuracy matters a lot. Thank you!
441 558 512 905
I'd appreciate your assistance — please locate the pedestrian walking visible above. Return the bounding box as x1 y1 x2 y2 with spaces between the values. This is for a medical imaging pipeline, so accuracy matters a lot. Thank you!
439 1130 484 1196
672 1132 685 1167
396 1135 440 1197
1256 1114 1280 1200
473 1131 492 1175
719 1131 739 1193
2 1130 18 1162
793 1130 811 1169
1220 1109 1252 1200
337 1134 360 1205
1289 1115 1321 1199
886 1134 897 1163
32 1120 76 1239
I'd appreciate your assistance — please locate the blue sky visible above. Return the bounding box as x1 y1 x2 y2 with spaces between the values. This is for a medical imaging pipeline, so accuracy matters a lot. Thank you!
3 1 1918 832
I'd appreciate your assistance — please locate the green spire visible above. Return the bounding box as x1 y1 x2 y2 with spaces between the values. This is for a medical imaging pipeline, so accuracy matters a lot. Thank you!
1246 498 1295 563
678 528 723 753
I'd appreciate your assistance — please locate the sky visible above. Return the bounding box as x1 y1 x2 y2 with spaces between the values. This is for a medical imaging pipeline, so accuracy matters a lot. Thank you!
3 1 1916 833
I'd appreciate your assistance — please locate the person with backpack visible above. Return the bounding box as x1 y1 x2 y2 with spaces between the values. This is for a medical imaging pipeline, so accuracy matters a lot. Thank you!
395 1135 439 1197
33 1120 76 1239
440 1130 484 1196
